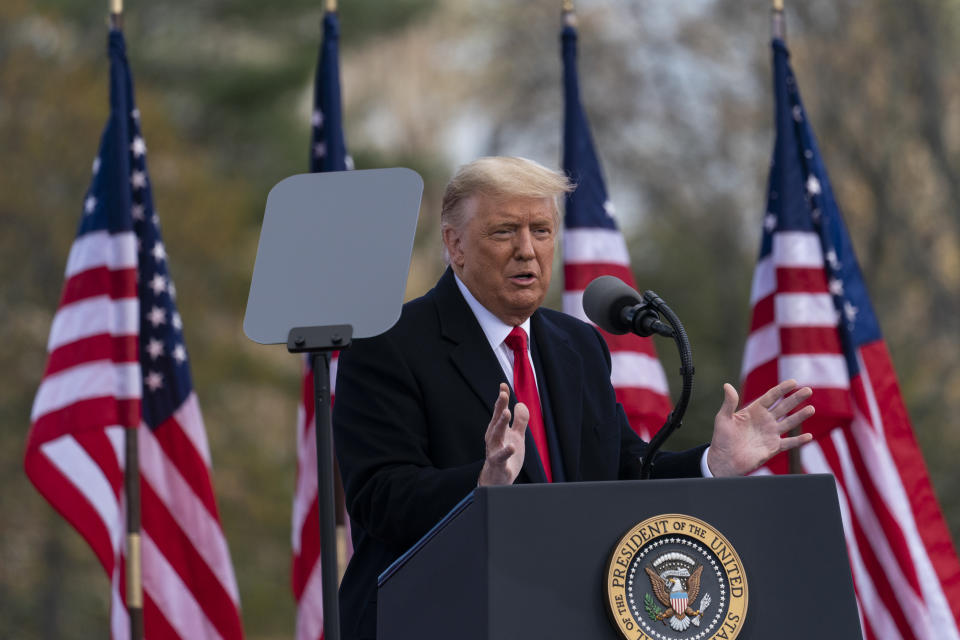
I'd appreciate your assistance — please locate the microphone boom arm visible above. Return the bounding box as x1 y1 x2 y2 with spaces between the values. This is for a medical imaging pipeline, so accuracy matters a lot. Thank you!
637 290 694 480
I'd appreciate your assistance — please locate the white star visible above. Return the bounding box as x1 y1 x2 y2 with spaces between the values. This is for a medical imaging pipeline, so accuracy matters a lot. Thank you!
829 278 844 296
132 203 145 220
345 155 355 170
92 157 101 174
147 306 167 327
764 213 778 230
84 195 97 214
313 142 327 158
145 370 164 391
172 312 183 330
844 301 858 324
131 136 147 157
151 242 167 262
131 108 141 121
149 273 167 295
311 109 323 128
146 338 164 360
811 207 822 223
792 105 803 122
804 149 813 159
603 200 616 218
806 174 821 195
825 249 841 270
152 214 160 226
172 344 187 364
168 280 177 300
131 170 147 189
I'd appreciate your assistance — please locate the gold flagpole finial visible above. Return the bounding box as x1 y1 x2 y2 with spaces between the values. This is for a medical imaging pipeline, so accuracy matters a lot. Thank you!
771 0 786 40
562 0 576 27
109 0 123 28
325 0 338 12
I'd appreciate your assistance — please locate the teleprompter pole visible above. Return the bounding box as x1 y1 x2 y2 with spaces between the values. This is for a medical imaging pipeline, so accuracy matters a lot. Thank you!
289 324 353 640
313 351 340 640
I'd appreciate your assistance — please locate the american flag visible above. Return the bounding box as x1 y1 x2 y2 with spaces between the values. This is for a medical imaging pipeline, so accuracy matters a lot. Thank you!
560 16 671 438
292 11 353 640
742 38 960 639
24 29 244 639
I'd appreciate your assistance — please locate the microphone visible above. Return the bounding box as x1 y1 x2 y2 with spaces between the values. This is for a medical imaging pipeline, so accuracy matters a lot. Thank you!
582 276 673 338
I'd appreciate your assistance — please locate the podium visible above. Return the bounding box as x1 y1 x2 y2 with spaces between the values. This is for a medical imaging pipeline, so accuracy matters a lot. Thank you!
378 474 862 639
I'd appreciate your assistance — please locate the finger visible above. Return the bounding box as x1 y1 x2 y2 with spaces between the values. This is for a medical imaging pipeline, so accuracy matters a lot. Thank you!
776 405 815 434
718 383 739 419
511 402 530 437
486 406 511 445
771 386 813 419
492 383 510 414
486 384 511 435
759 379 798 409
778 432 814 452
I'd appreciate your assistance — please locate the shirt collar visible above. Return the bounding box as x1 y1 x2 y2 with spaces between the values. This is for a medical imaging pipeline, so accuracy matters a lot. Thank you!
453 272 532 350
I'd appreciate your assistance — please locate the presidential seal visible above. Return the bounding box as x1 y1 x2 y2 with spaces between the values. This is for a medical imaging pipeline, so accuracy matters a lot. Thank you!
605 514 748 640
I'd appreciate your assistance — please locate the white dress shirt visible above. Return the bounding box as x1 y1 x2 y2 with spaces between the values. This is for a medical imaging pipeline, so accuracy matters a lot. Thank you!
454 273 538 389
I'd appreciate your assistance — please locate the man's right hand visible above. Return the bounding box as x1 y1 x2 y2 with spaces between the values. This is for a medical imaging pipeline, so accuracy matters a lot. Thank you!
478 383 528 486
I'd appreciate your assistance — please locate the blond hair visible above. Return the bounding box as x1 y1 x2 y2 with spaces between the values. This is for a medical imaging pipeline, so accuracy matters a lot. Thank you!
440 157 574 233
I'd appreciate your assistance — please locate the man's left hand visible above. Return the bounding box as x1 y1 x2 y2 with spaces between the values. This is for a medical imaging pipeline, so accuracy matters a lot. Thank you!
706 379 815 477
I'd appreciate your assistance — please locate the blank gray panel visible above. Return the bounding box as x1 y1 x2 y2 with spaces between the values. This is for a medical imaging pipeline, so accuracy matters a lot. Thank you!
244 168 423 344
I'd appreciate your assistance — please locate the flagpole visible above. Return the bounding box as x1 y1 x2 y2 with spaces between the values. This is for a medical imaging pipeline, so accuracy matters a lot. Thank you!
125 428 144 640
769 0 800 475
562 1 576 27
771 0 785 41
108 1 143 636
109 0 123 28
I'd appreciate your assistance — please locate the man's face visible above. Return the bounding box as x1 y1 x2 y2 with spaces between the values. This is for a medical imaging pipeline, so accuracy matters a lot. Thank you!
444 194 556 326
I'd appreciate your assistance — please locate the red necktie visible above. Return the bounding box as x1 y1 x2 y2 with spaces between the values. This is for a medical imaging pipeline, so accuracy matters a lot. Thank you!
504 327 553 482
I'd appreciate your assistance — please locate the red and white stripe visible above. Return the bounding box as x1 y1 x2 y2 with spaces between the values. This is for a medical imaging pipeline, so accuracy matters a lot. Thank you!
563 228 671 438
292 356 352 640
742 230 960 639
26 230 243 639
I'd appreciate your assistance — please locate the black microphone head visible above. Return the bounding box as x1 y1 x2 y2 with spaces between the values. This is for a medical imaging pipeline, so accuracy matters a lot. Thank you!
582 275 642 335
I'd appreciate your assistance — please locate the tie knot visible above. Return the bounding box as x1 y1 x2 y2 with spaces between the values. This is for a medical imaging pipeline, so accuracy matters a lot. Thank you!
505 326 528 354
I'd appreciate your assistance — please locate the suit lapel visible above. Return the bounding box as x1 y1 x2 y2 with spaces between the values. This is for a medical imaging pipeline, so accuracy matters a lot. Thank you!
531 311 583 482
434 269 509 416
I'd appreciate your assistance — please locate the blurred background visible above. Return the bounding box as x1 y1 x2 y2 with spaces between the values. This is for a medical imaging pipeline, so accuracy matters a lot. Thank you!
2 0 958 637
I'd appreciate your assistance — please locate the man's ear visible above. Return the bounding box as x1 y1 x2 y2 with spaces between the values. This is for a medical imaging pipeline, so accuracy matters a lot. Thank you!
443 226 464 268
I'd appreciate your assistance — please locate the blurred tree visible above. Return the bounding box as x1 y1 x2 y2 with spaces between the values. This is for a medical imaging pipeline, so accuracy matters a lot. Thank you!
2 1 958 638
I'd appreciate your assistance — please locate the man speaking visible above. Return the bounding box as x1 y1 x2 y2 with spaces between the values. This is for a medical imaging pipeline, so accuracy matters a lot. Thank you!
332 156 814 639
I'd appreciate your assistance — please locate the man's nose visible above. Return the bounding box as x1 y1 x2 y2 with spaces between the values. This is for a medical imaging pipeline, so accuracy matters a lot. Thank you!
513 228 535 259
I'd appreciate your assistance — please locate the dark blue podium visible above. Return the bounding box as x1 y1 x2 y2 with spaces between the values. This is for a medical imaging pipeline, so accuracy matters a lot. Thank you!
378 475 862 639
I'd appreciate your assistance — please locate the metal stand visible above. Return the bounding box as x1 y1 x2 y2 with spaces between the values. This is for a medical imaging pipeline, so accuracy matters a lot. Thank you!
637 291 695 480
288 324 353 640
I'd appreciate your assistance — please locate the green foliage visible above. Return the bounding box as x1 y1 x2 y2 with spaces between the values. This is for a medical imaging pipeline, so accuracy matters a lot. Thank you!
644 592 663 622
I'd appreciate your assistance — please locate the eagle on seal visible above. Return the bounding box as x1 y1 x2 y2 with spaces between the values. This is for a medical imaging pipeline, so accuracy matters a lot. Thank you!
645 564 707 631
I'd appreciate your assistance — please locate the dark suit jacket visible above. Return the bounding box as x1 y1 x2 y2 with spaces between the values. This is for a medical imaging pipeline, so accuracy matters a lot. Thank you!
332 268 706 639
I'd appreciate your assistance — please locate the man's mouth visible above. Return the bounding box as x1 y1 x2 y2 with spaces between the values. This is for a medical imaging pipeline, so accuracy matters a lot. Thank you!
509 272 537 284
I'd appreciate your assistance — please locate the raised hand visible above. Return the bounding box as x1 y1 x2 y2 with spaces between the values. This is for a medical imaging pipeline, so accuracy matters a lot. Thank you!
706 379 815 477
478 383 529 486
